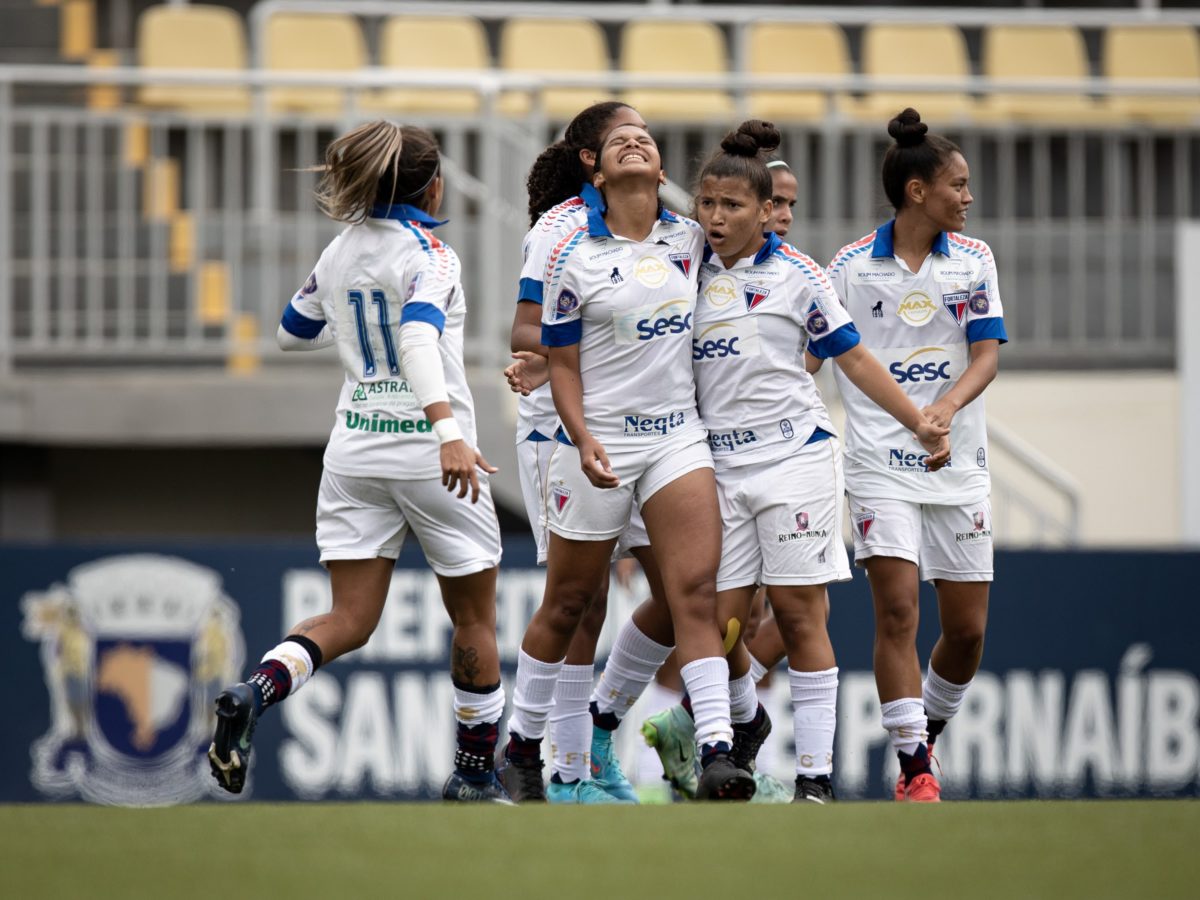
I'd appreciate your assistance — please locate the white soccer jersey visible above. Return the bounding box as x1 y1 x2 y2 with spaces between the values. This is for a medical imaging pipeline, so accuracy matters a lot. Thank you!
513 184 601 443
827 220 1008 504
540 205 706 445
280 204 478 480
694 232 859 468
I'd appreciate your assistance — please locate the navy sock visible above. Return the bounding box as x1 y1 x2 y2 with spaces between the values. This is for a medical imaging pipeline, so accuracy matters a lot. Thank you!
680 693 693 720
898 744 933 783
700 740 732 768
589 700 619 732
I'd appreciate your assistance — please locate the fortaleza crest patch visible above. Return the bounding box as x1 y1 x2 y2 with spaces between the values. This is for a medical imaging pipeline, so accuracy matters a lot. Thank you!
942 290 969 325
668 253 692 278
551 485 571 512
21 555 246 806
745 284 770 311
854 510 875 540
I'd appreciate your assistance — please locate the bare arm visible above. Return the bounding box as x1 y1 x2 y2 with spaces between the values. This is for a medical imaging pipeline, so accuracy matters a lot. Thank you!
922 339 1000 429
549 343 619 488
511 300 550 355
834 343 949 468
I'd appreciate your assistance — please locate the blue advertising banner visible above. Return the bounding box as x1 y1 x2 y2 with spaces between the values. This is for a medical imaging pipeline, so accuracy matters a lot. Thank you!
1 541 1196 804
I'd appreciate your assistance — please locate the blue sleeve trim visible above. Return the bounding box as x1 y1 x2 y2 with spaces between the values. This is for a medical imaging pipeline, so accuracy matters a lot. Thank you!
400 302 446 335
804 427 834 446
542 319 582 347
280 303 325 339
518 277 544 305
810 322 861 359
967 317 1008 345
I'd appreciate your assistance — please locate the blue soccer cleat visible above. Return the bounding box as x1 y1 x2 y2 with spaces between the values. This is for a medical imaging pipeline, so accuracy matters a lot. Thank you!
547 777 623 804
442 771 514 804
590 727 639 803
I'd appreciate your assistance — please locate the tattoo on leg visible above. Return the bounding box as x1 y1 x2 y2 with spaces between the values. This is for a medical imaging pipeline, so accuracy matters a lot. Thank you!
452 645 482 685
293 615 331 636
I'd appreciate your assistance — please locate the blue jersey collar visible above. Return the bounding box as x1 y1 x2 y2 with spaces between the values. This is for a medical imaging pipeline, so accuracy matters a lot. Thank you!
871 219 950 259
370 203 447 227
754 231 782 264
585 201 672 240
579 182 606 214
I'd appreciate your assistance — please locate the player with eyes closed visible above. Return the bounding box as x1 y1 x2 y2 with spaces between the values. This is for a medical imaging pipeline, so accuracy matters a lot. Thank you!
688 119 949 803
824 108 1007 802
500 122 756 802
207 121 509 804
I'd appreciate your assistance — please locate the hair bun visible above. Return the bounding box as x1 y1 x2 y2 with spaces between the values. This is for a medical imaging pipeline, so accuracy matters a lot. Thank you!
719 119 782 158
888 108 928 149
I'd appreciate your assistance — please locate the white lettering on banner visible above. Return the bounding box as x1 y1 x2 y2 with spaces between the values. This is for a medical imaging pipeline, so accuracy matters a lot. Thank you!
1005 670 1065 793
280 674 340 799
1147 673 1199 790
835 673 888 794
1060 672 1119 792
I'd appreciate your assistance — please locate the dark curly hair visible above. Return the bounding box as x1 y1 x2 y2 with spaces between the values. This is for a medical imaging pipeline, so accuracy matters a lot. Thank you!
696 119 781 202
525 101 637 225
881 108 961 211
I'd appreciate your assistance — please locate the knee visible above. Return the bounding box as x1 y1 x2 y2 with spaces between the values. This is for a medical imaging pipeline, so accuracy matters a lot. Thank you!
540 585 593 637
340 616 378 652
941 619 986 654
875 598 919 641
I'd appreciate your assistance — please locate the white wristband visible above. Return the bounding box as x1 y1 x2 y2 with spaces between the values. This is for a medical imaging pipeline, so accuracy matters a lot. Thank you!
433 417 463 445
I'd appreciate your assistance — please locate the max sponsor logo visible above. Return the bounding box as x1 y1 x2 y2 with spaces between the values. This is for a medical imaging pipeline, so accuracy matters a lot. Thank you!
623 411 686 437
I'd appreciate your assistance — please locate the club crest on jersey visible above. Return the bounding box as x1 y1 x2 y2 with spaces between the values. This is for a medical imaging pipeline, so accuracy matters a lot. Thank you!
21 555 246 806
555 289 580 319
970 286 990 314
669 253 692 278
551 485 571 513
744 284 770 311
855 510 875 540
942 290 969 325
301 272 318 294
405 272 423 301
795 511 809 531
805 303 829 336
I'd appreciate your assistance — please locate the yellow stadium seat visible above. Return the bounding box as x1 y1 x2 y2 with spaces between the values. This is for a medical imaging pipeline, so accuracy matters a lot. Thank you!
1103 25 1200 125
498 18 612 119
979 25 1107 125
746 22 851 122
136 4 250 112
263 13 366 115
853 23 975 126
365 16 490 116
619 21 733 122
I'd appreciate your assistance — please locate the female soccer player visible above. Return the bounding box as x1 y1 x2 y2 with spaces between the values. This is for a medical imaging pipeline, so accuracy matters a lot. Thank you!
826 108 1007 802
501 122 755 802
505 101 667 805
691 120 948 803
207 121 509 803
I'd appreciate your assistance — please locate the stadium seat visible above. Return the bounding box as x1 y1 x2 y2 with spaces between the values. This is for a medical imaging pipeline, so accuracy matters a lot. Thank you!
978 25 1107 125
498 18 613 119
263 13 366 115
852 23 976 125
136 4 250 112
1102 25 1200 125
619 21 734 121
365 16 490 115
745 22 852 122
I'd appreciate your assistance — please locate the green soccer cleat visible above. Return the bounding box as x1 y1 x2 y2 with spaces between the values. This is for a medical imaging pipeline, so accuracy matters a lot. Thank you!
641 704 699 800
749 772 794 804
590 727 639 803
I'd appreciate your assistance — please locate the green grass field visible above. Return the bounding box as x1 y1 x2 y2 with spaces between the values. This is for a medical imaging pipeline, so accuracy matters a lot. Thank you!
2 800 1197 899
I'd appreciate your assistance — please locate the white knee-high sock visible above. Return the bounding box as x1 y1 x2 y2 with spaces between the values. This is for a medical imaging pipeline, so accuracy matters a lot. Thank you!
549 664 593 782
748 655 769 684
789 667 838 776
592 620 673 719
728 672 758 724
680 656 733 750
507 649 564 742
880 697 928 756
923 665 971 723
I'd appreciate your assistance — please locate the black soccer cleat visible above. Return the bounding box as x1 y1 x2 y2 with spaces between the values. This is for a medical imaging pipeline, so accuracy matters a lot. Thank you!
207 683 258 794
793 774 836 804
496 743 547 803
696 753 756 801
442 771 514 804
730 705 772 774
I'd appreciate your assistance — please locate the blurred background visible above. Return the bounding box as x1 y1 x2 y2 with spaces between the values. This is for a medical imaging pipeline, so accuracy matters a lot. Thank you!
1 0 1198 805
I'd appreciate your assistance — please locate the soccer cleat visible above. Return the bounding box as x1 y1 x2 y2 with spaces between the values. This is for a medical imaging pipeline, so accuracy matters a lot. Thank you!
547 778 623 804
793 775 836 804
641 705 699 800
590 727 639 803
441 771 513 804
749 772 793 804
696 753 756 801
894 773 906 802
496 744 547 803
207 683 257 794
730 705 772 774
904 772 941 802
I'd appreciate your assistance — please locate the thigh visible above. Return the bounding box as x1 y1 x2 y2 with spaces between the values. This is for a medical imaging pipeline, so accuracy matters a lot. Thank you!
517 437 554 565
754 442 852 587
394 477 503 578
846 493 922 569
316 469 408 564
919 498 994 584
640 466 722 587
545 441 637 541
714 466 761 593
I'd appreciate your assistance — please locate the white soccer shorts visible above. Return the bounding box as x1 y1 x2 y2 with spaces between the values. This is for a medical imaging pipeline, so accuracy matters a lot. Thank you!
847 493 993 583
544 433 714 541
715 437 851 591
316 469 502 577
